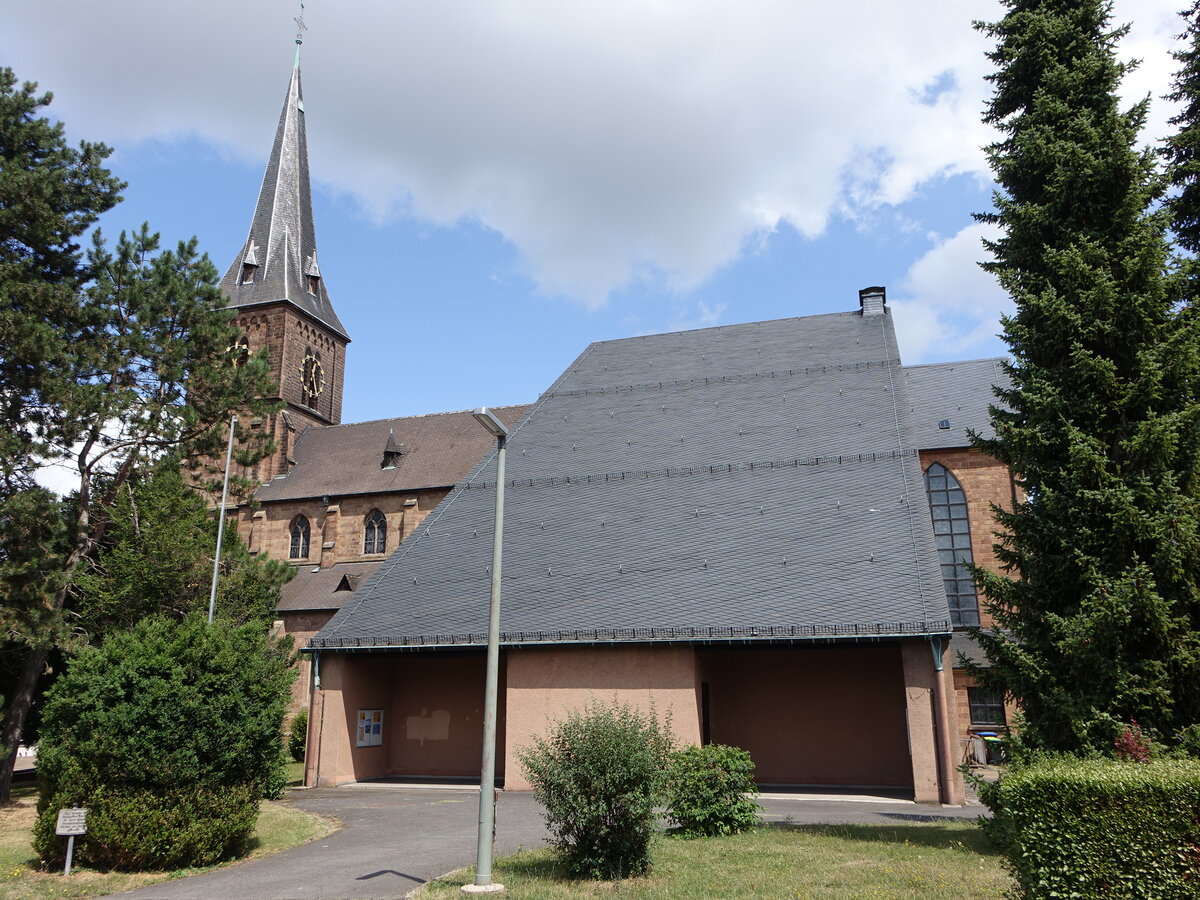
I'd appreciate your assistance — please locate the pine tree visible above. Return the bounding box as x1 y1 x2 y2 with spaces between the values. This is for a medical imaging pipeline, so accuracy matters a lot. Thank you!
0 67 123 490
970 0 1200 754
73 461 292 634
0 70 282 801
0 224 280 801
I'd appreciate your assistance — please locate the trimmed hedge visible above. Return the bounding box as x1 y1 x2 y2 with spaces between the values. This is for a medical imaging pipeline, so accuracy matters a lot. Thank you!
33 784 259 870
666 744 760 837
980 758 1200 898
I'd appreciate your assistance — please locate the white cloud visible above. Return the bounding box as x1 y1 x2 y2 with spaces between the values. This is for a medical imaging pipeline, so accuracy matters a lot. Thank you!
0 0 1182 308
891 222 1011 363
32 460 79 499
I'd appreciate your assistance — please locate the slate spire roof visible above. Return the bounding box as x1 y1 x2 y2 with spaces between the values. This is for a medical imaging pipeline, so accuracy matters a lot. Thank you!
219 56 349 341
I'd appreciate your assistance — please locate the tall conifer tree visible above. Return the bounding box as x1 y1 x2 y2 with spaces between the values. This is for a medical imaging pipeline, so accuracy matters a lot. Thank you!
970 0 1200 753
1165 2 1200 260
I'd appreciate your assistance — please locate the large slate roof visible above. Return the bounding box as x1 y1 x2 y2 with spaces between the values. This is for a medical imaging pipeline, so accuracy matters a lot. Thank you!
219 63 349 341
903 358 1007 450
310 309 954 651
256 406 531 502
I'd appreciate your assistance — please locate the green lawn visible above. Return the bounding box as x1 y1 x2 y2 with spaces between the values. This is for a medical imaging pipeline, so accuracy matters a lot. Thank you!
422 822 1012 899
0 783 336 900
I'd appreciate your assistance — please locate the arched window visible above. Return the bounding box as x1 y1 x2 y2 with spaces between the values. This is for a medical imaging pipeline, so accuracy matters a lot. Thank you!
924 463 980 627
290 516 311 560
364 509 387 555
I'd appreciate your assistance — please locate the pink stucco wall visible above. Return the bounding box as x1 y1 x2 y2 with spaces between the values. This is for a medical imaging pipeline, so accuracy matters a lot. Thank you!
306 651 493 786
503 644 702 791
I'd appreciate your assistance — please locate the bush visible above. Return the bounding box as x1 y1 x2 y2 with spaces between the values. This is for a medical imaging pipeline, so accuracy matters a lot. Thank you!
289 707 308 763
518 701 673 879
33 615 294 870
33 784 259 870
665 744 760 837
980 757 1200 898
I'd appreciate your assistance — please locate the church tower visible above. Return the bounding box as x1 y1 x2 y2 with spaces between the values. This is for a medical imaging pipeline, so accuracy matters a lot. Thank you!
221 38 349 483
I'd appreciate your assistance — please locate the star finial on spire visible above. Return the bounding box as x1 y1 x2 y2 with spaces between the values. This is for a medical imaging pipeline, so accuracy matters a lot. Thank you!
293 1 307 67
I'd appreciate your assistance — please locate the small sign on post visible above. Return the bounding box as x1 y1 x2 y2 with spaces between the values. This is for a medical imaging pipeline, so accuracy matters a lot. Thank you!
55 807 87 876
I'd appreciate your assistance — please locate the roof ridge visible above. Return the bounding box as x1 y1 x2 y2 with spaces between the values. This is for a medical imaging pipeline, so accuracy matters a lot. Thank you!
588 309 863 346
902 356 1008 370
300 404 532 432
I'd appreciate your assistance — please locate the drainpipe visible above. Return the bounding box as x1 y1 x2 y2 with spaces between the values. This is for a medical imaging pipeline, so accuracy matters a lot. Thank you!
928 636 960 805
307 651 323 788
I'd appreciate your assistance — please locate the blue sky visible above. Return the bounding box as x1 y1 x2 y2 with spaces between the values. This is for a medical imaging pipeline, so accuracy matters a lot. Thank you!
3 0 1183 426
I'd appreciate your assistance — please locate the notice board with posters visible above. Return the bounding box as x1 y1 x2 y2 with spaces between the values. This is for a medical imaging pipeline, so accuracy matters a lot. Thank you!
356 709 384 747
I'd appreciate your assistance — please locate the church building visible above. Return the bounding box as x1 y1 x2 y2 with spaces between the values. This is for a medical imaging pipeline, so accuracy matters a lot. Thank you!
221 52 1013 804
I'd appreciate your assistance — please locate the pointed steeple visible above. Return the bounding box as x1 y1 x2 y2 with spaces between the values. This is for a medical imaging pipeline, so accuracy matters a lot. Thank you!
220 56 349 341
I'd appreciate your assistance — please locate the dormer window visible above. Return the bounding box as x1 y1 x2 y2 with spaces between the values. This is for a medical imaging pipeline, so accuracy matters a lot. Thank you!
241 241 260 284
381 428 406 469
304 250 321 296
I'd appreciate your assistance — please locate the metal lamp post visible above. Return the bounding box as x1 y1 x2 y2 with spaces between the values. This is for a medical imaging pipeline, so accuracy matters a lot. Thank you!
208 414 237 624
464 407 509 894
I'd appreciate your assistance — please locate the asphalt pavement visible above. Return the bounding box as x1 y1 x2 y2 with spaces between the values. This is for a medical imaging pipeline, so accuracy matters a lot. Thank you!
104 785 983 900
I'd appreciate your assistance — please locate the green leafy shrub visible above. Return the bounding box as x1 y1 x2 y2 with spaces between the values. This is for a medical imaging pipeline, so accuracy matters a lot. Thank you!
33 615 293 870
288 707 309 762
32 783 259 870
518 701 673 879
980 757 1200 897
665 744 760 837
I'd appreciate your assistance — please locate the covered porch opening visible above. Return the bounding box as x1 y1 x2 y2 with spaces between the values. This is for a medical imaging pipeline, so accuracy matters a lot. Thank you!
696 643 914 792
308 649 506 786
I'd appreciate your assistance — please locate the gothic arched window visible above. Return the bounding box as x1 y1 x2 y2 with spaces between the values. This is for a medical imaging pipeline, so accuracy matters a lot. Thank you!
364 510 387 555
924 463 980 627
290 515 311 560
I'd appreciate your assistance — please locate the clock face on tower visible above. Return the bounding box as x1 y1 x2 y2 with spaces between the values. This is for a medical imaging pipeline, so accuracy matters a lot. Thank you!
300 352 325 405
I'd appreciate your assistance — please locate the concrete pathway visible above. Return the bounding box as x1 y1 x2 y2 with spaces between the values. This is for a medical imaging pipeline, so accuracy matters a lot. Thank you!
105 785 983 900
106 786 547 900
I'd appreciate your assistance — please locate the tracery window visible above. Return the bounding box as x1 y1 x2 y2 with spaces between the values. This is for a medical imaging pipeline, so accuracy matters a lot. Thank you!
364 509 387 555
290 515 311 559
924 463 980 627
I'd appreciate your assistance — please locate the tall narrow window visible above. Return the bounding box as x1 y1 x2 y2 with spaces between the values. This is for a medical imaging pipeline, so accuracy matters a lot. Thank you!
924 463 980 627
290 516 310 559
364 510 387 555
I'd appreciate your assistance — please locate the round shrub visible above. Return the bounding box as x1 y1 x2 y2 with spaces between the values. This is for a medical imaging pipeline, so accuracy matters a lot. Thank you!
518 701 673 879
289 707 309 763
666 744 760 837
33 615 293 870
